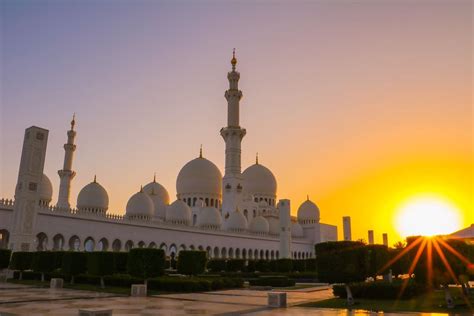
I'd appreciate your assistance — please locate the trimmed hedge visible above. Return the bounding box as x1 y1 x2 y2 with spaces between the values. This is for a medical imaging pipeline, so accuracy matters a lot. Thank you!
148 276 243 292
226 259 245 272
9 252 33 280
255 260 270 272
333 280 427 299
246 260 256 272
275 259 293 273
127 248 165 280
315 242 368 283
177 251 207 275
113 252 128 273
61 252 87 284
87 252 115 287
32 252 56 281
249 276 295 287
207 259 227 272
0 249 11 270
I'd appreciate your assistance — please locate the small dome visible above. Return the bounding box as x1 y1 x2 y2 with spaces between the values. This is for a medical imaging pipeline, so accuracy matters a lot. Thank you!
77 178 109 212
166 200 192 225
197 207 222 229
291 222 304 238
176 157 222 197
224 210 248 232
143 178 170 205
38 174 53 204
267 217 280 235
249 216 269 234
297 199 320 224
258 200 269 208
242 163 277 197
126 188 154 219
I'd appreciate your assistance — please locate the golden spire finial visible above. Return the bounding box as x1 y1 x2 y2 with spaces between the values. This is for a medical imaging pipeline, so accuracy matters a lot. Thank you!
256 152 259 165
71 113 76 130
140 185 143 193
153 172 156 183
93 175 97 183
231 48 237 70
199 144 203 158
307 194 309 201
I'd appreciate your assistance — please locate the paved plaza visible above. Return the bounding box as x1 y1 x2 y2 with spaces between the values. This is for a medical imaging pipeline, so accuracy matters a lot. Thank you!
0 283 454 315
0 283 337 315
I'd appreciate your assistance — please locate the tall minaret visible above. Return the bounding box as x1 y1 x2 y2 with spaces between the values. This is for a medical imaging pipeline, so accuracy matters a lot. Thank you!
56 115 77 209
220 49 246 216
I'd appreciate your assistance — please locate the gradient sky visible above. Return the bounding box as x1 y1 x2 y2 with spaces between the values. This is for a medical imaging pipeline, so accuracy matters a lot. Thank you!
1 0 472 245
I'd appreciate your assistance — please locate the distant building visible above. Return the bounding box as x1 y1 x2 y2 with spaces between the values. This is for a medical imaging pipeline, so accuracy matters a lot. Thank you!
368 230 375 245
343 216 352 241
0 52 338 258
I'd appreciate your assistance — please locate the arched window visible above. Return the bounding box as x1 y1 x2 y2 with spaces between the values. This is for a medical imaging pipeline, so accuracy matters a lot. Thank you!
243 209 248 220
112 239 122 252
98 238 109 251
52 234 64 251
84 237 95 252
193 214 197 226
193 197 197 206
0 230 10 249
36 232 48 251
205 198 209 206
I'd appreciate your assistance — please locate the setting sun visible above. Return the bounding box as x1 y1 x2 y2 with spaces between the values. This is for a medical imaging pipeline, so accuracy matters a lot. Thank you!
395 196 462 237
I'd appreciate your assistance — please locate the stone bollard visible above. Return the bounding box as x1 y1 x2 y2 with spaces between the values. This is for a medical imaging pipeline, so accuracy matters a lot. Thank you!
345 285 354 306
50 278 64 289
78 309 112 316
131 284 147 297
267 292 287 308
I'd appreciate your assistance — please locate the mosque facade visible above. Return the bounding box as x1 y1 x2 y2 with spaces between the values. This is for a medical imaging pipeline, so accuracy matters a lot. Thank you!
0 53 337 259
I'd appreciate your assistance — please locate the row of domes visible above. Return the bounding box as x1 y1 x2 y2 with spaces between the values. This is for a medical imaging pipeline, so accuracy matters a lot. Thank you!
38 152 319 226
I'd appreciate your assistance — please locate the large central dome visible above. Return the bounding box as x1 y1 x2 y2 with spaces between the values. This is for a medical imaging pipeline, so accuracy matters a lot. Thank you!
176 156 222 198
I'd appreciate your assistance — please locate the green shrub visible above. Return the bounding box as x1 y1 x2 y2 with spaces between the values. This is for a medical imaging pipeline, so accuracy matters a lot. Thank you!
226 259 245 272
127 248 165 282
304 258 317 271
61 252 87 284
148 276 211 292
249 276 295 287
9 252 33 280
113 252 128 273
52 251 66 270
246 260 256 272
87 252 114 288
104 274 144 287
268 260 277 272
177 251 207 275
74 273 101 285
275 259 293 273
366 245 390 277
0 249 11 270
293 259 305 272
315 242 368 283
333 280 427 299
255 260 270 272
32 252 56 281
207 259 227 272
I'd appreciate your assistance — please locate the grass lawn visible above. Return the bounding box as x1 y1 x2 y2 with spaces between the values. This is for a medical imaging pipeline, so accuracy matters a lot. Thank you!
301 288 474 314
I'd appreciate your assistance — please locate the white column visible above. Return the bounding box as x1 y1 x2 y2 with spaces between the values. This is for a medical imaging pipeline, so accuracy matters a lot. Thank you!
10 126 49 251
278 199 291 259
57 116 76 209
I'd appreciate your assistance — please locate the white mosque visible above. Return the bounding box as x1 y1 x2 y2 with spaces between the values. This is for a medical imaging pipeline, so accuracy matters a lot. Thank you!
0 52 337 260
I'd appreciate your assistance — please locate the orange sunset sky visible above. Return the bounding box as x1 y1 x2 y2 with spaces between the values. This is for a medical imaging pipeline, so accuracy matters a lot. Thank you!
1 1 472 245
